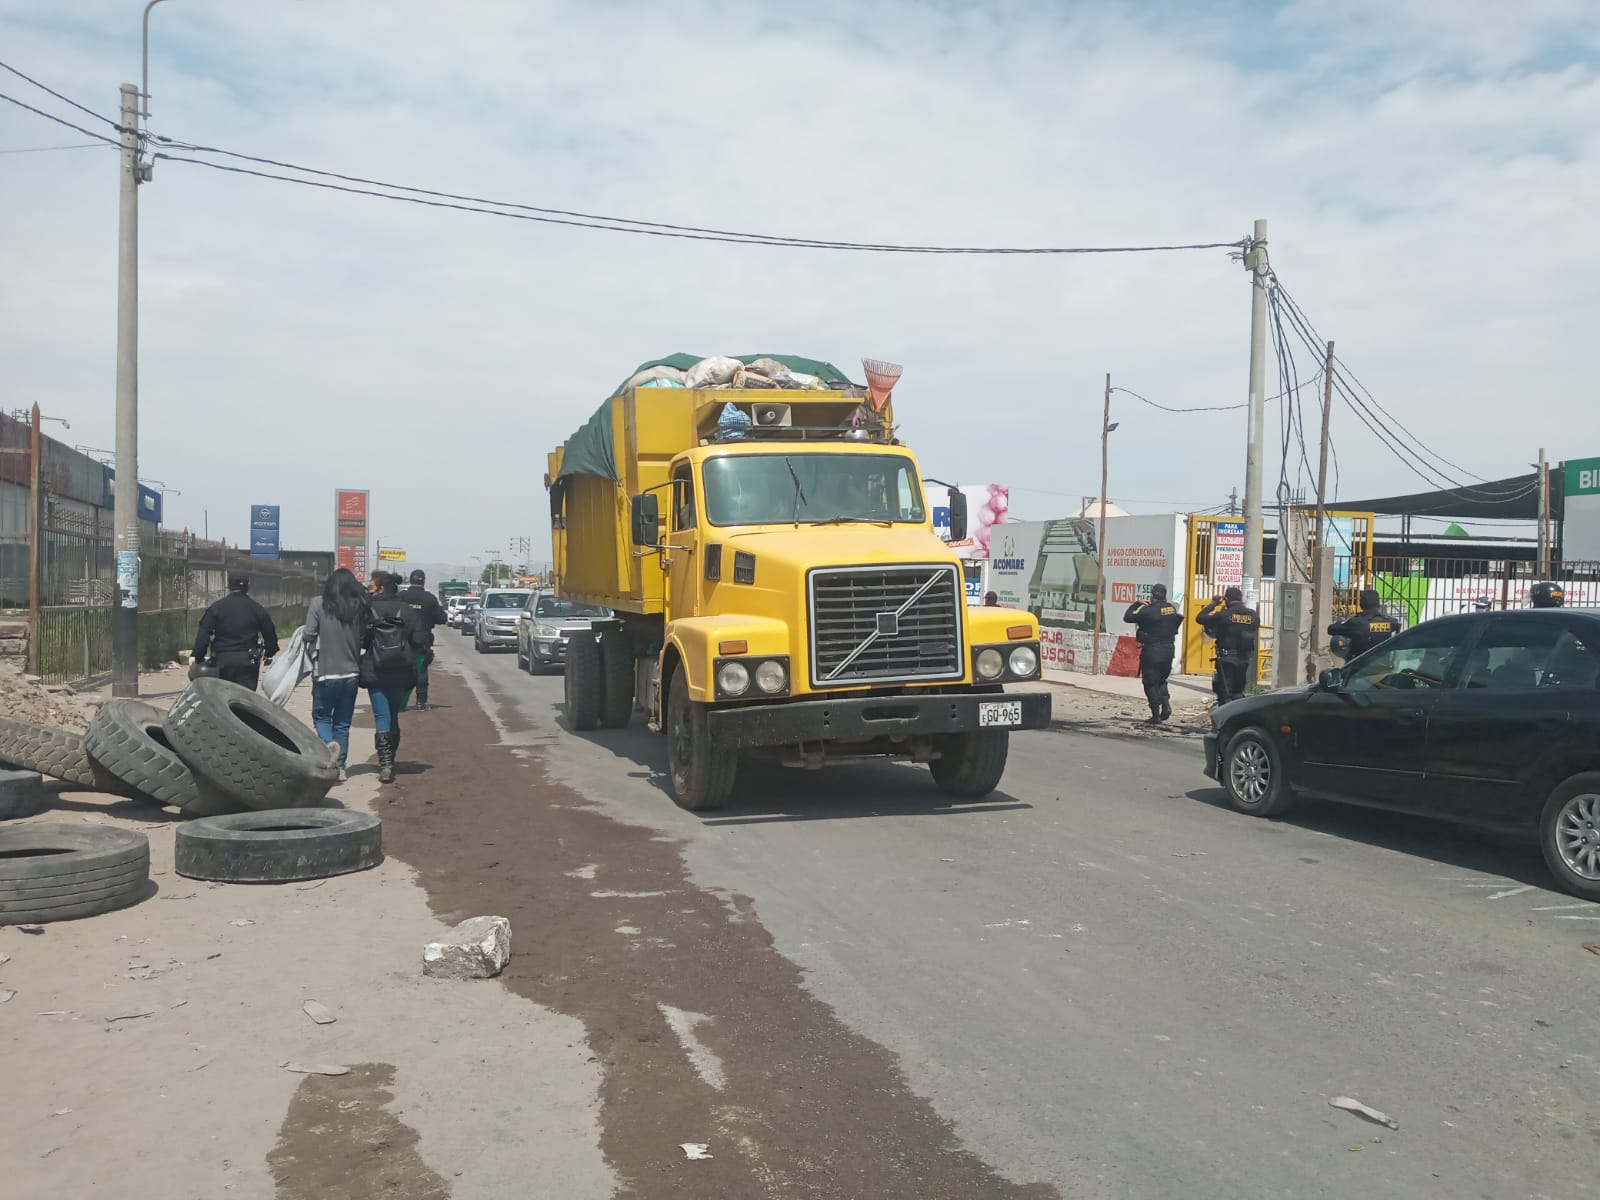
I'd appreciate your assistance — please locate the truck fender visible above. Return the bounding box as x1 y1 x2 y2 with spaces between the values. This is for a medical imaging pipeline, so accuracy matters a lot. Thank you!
666 615 792 704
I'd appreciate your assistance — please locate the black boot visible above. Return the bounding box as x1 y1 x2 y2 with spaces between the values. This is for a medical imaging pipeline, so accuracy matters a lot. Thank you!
1144 705 1162 725
376 732 396 784
1159 701 1172 722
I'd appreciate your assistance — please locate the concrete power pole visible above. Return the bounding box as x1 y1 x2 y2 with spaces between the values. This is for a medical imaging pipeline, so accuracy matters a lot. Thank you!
112 82 143 698
1242 218 1269 603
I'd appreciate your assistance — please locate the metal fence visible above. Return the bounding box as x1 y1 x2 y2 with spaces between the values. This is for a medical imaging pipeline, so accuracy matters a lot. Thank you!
1361 556 1600 628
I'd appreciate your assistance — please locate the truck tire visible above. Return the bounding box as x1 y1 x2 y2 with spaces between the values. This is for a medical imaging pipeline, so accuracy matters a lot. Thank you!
0 823 150 924
565 634 603 731
666 668 736 812
0 716 127 795
598 629 635 729
930 730 1010 799
163 679 338 811
174 808 382 883
0 768 47 820
84 700 202 811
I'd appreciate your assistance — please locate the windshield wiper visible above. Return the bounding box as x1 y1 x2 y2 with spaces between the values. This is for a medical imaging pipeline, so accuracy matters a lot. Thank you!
786 457 808 524
815 514 893 527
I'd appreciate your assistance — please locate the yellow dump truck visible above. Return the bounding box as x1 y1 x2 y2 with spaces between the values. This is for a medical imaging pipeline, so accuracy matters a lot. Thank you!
545 355 1050 811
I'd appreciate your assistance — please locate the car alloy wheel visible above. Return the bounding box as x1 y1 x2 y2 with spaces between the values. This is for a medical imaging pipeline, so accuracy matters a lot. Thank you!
1554 791 1600 882
1228 738 1272 806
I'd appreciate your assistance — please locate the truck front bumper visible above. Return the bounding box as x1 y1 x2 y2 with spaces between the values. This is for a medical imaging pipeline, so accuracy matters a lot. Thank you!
706 691 1052 752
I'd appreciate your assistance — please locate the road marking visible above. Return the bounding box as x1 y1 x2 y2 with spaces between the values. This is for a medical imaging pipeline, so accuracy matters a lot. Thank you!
591 890 669 899
1552 915 1600 921
658 1004 727 1091
1486 886 1534 901
1532 903 1596 911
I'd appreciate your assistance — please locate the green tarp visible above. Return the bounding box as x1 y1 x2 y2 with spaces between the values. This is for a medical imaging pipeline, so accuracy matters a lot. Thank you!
556 354 861 490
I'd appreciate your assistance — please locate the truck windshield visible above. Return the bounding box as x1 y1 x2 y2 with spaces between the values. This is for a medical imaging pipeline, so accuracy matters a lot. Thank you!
702 454 926 527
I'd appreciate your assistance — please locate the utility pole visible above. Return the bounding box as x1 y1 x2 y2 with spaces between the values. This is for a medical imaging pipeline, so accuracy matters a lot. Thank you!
111 82 142 697
28 403 41 676
1242 218 1268 604
1093 373 1112 675
1308 340 1335 679
1537 448 1550 576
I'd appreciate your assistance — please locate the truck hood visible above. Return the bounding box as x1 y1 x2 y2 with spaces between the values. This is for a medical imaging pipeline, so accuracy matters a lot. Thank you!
721 524 958 570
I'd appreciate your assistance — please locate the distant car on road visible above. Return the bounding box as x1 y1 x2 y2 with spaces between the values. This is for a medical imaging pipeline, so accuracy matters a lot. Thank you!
1205 608 1600 900
516 591 612 674
474 588 532 653
455 598 480 636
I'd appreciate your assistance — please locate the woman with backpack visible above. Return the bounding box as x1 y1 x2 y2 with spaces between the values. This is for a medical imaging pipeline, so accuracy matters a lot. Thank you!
304 567 370 782
364 571 430 784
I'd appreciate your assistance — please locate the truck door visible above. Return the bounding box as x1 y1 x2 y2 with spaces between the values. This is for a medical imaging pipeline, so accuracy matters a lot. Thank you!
666 465 699 623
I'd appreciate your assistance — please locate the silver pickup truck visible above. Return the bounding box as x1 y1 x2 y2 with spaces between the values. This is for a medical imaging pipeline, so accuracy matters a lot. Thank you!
515 591 611 673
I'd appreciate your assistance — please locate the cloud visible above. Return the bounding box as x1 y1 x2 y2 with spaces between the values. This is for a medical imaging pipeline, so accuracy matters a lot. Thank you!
1 0 1596 562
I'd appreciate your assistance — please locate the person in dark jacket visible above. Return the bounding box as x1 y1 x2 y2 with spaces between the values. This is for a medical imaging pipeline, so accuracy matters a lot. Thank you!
193 573 279 690
400 569 448 710
363 571 429 783
304 568 369 781
982 591 999 606
1196 587 1260 706
1328 589 1398 660
1125 584 1183 723
1531 581 1565 608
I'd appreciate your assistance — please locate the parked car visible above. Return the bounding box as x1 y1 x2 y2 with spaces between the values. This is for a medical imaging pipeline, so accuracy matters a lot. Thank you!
474 589 532 653
516 591 612 674
446 595 476 629
1205 609 1600 900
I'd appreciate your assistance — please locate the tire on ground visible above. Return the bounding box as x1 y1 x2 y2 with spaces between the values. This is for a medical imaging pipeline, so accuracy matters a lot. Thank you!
1221 726 1295 817
0 823 150 924
84 699 206 811
930 730 1010 799
174 808 382 883
598 628 635 729
666 667 736 812
565 633 603 731
1539 772 1600 902
0 768 47 820
162 678 338 811
0 715 128 795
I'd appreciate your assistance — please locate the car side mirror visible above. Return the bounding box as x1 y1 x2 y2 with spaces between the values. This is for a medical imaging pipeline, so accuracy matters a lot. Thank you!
947 488 968 541
630 492 660 547
1319 667 1345 692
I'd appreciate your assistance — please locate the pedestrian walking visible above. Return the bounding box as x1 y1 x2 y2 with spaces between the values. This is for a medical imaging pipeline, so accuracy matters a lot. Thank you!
1124 584 1183 723
400 569 447 710
1327 589 1398 660
1196 587 1260 706
192 573 279 690
363 571 429 784
1530 581 1565 608
304 567 369 782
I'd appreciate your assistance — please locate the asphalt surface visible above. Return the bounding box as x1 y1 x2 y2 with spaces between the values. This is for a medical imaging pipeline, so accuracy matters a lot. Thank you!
438 634 1597 1200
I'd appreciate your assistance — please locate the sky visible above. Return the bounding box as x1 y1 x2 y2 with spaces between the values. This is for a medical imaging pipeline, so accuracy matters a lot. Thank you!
2 0 1597 575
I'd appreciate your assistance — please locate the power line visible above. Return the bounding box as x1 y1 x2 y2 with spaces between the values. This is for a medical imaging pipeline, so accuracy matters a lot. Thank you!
0 90 123 147
0 60 121 129
0 141 115 155
1109 374 1321 414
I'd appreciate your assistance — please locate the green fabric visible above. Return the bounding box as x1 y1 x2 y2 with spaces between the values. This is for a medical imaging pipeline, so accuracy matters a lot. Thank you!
1442 522 1469 537
558 354 861 488
1374 573 1431 627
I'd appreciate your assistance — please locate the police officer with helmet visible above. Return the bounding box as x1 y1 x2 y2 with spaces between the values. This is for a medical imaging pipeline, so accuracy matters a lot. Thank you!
1196 587 1260 706
1327 589 1398 660
1124 584 1183 723
1531 581 1565 608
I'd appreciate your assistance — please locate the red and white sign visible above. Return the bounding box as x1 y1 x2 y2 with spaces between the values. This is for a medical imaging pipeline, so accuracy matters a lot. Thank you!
1213 520 1245 588
335 488 369 577
1040 627 1074 672
1110 581 1137 604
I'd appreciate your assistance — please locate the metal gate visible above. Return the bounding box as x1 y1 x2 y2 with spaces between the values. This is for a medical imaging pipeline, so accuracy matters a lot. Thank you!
1183 515 1271 683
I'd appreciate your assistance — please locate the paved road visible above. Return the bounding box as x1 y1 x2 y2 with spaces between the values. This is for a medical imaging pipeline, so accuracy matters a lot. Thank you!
439 636 1597 1200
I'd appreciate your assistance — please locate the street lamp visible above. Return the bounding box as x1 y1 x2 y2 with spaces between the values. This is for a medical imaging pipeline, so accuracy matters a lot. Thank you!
1093 374 1117 675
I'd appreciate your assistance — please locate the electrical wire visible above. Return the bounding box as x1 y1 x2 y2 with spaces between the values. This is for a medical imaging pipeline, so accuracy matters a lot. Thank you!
1109 373 1321 414
0 90 123 146
0 141 115 154
0 60 121 129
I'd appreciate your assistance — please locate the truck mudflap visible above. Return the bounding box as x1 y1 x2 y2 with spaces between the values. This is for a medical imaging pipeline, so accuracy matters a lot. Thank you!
705 691 1052 752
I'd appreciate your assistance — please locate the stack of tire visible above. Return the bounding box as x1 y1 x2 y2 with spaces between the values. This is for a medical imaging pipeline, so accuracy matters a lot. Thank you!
0 677 339 818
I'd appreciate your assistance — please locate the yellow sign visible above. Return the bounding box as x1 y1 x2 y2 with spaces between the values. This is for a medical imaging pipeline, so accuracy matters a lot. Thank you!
377 547 407 562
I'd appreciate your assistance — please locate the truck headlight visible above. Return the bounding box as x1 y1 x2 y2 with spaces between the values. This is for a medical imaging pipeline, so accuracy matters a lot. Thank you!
975 648 1005 680
754 659 787 694
717 661 751 697
1008 645 1038 678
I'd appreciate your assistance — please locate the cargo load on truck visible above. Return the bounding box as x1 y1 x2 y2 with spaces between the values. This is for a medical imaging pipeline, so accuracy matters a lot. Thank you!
545 353 1050 812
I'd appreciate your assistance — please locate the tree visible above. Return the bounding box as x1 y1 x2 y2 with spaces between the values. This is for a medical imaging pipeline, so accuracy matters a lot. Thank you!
480 561 515 587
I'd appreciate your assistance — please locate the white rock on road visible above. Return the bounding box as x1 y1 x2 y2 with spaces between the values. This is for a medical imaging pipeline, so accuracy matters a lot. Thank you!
423 915 512 980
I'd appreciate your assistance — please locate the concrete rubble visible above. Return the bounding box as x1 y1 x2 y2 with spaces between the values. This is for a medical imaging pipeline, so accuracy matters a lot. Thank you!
423 915 512 980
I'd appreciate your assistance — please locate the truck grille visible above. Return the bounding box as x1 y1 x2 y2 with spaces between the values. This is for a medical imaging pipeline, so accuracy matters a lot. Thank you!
809 564 964 687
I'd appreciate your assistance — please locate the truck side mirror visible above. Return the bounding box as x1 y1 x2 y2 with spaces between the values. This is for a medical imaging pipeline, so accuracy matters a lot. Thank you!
630 493 660 547
947 488 968 541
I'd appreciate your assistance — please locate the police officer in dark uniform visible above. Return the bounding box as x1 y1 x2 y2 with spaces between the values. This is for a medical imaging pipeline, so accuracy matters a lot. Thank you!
1531 581 1565 608
1124 583 1183 723
192 573 279 691
400 569 447 709
1196 586 1260 706
1327 589 1398 660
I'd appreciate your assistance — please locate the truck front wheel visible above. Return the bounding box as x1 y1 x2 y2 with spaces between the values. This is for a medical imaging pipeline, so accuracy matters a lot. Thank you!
666 669 736 812
564 635 603 731
930 730 1010 799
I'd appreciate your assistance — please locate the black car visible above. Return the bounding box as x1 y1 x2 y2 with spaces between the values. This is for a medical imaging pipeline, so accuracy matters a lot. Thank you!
1204 609 1600 900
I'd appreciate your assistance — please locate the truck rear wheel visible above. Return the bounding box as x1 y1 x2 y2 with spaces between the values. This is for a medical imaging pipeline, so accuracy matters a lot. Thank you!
666 669 735 812
598 629 635 729
564 634 602 731
930 730 1010 799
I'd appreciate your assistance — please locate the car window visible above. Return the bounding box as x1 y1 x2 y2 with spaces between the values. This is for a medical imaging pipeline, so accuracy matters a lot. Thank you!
1345 621 1474 692
535 596 608 619
1539 629 1600 689
483 592 527 609
1454 618 1568 691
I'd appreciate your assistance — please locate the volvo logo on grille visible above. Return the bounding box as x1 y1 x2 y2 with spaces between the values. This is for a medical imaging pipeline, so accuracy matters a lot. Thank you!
876 611 900 637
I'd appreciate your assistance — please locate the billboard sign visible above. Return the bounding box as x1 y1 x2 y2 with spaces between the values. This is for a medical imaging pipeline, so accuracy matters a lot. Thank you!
250 504 280 560
1213 520 1245 588
932 484 1010 558
335 489 369 577
101 469 164 524
377 546 407 562
1564 456 1600 562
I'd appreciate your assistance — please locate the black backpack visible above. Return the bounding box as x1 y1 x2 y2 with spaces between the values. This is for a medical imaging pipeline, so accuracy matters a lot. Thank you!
368 607 413 674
